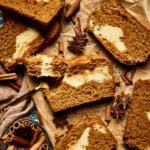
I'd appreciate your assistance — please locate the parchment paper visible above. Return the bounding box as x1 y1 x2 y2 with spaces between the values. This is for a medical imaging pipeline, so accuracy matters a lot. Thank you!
27 0 150 149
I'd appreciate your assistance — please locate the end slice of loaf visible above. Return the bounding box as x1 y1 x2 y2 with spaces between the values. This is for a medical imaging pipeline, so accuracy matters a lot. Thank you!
87 0 150 65
54 115 117 150
0 0 64 29
124 80 150 149
24 54 67 78
0 12 61 70
43 55 114 112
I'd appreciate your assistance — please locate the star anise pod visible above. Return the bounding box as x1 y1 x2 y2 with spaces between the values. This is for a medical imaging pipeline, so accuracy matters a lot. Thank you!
116 92 131 110
53 112 68 128
110 93 131 120
67 17 88 55
111 105 126 120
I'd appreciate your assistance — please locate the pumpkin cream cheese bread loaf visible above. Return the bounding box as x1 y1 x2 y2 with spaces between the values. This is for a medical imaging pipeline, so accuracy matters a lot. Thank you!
124 80 150 149
43 55 114 112
0 12 61 70
54 115 117 150
87 0 150 65
0 0 64 29
24 54 67 78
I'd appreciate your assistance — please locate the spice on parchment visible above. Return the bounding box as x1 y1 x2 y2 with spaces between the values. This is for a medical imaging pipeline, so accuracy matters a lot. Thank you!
67 18 88 55
111 93 131 120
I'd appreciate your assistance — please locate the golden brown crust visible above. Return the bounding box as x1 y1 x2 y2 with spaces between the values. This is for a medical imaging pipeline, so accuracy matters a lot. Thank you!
0 0 65 29
42 19 62 48
87 0 150 65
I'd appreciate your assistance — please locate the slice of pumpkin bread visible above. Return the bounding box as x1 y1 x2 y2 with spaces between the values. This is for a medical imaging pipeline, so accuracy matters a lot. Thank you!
0 0 64 29
0 12 61 70
124 80 150 149
24 54 67 78
87 0 150 65
43 55 114 112
54 115 117 150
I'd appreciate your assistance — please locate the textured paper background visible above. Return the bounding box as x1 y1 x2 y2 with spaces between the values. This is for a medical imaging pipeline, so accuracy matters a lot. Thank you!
27 0 150 149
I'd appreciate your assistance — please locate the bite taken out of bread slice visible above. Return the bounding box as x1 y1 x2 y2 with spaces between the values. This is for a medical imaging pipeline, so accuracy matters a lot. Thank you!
0 11 62 71
24 54 67 78
87 0 150 65
0 0 64 30
43 55 115 112
54 115 117 150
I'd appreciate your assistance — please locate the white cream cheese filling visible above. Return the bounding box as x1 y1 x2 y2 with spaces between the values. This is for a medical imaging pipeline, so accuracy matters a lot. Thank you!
41 56 56 76
146 112 150 121
93 124 106 134
63 66 112 88
14 28 40 59
67 124 106 150
67 127 90 150
93 24 126 52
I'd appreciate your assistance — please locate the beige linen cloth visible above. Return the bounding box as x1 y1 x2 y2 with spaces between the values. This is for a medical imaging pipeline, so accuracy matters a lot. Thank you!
0 66 34 136
0 0 149 149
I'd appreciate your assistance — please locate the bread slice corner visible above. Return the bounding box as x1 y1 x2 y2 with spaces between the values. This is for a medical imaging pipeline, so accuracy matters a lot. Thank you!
54 115 117 150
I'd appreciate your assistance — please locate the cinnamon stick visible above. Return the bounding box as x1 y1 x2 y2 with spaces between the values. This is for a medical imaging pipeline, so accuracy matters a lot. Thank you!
0 71 20 91
6 81 20 91
105 100 114 122
13 121 25 130
0 73 17 81
6 144 17 150
22 120 34 138
29 134 46 150
58 40 64 58
29 127 41 147
1 133 9 141
121 74 132 85
65 0 81 19
22 120 31 127
31 124 39 132
9 126 15 133
39 143 48 150
7 133 29 146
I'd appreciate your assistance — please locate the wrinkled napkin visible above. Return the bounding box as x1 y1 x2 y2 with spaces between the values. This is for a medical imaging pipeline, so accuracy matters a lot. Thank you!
0 71 34 136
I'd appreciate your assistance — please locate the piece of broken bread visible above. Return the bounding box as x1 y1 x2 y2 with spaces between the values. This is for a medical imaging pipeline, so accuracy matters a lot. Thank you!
43 55 114 112
54 115 117 150
24 54 67 78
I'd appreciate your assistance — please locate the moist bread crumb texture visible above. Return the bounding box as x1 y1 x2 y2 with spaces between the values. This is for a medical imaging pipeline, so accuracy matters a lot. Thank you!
0 0 64 28
0 12 44 70
24 54 67 78
43 55 114 112
124 80 150 149
54 115 117 150
87 0 150 65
